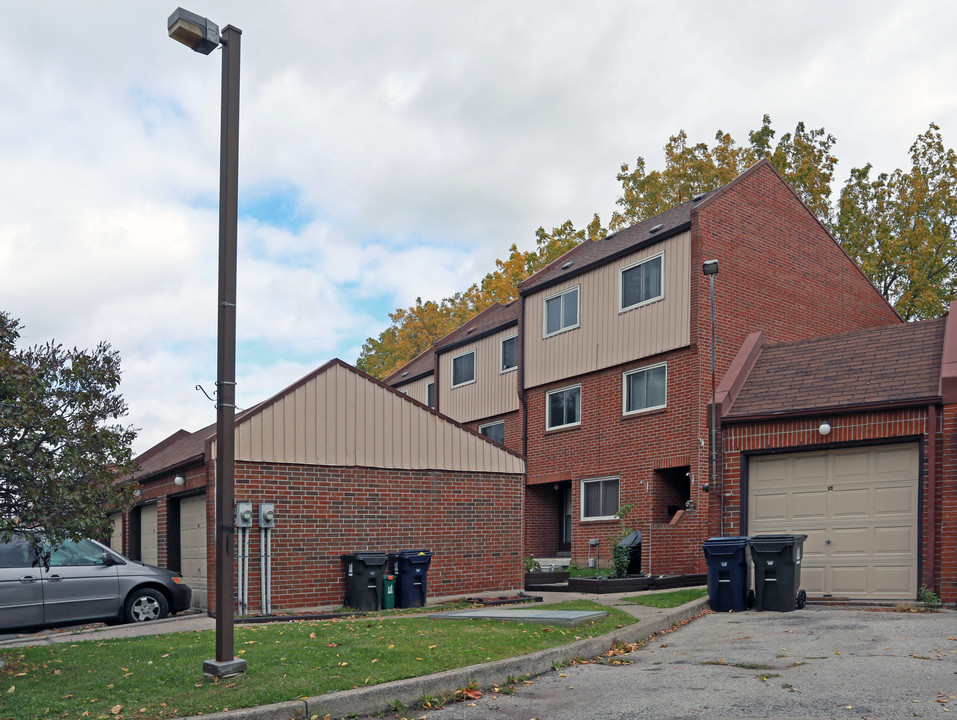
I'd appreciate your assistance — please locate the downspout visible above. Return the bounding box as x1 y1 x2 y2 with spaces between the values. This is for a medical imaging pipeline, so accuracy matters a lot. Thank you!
927 403 937 593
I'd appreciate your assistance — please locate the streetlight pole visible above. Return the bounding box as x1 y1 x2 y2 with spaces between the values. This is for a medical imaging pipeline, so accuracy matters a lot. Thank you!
168 7 245 679
702 259 719 535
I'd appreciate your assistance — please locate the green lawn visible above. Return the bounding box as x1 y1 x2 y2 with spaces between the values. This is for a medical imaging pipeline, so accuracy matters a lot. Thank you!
0 600 635 720
622 587 708 608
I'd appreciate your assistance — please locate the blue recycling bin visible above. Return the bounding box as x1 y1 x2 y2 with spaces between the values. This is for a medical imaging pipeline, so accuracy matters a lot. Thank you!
703 537 751 612
389 550 433 608
750 534 808 612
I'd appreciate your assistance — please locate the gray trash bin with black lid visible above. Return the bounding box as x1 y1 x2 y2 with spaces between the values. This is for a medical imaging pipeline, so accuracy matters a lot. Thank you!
750 534 808 611
618 529 642 575
703 536 751 612
342 552 388 611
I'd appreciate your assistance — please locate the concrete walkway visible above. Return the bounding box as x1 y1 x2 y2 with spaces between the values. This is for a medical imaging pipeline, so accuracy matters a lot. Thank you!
0 587 710 720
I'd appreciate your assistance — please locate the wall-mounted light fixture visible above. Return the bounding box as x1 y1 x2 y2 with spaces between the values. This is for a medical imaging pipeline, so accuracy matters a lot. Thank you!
174 475 186 486
819 420 832 436
133 489 142 498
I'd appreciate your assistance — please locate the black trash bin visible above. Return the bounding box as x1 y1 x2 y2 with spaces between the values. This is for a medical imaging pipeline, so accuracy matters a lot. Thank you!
749 534 808 612
617 530 643 575
342 552 388 611
703 537 751 612
390 550 433 608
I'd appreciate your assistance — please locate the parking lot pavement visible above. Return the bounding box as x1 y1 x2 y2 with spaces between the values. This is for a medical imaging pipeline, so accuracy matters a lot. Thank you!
421 606 957 720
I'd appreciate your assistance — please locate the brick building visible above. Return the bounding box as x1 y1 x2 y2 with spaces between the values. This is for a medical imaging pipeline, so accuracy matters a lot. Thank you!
388 159 956 601
119 360 524 612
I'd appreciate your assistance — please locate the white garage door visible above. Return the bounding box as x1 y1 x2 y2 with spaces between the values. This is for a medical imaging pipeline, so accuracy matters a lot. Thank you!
748 444 918 600
179 494 208 610
108 512 123 552
140 504 158 566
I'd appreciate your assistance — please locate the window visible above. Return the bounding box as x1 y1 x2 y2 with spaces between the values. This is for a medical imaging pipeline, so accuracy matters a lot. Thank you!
546 384 581 430
544 286 579 336
620 253 664 311
501 335 517 373
623 362 667 415
427 381 434 408
582 477 619 520
479 420 506 445
451 350 475 388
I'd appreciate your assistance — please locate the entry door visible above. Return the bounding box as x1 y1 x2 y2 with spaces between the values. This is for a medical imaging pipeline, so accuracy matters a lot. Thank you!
559 486 572 552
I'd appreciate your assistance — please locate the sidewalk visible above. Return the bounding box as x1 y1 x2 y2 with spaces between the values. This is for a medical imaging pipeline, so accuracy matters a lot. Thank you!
0 588 709 720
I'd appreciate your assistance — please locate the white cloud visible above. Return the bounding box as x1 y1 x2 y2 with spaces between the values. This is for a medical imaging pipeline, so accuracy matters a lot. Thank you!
2 0 957 453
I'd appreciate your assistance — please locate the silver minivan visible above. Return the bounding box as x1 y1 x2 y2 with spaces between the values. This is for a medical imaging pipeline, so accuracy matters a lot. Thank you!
0 535 192 631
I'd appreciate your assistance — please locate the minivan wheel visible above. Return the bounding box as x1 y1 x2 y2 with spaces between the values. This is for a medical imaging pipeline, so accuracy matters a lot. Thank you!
124 589 169 623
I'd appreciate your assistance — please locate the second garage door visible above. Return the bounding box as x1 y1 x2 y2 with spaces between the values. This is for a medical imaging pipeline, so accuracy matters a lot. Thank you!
179 494 208 610
748 443 919 600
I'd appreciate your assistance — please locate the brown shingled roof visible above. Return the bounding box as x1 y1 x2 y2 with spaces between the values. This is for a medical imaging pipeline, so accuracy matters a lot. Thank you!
133 423 214 480
433 300 519 353
518 191 715 296
726 318 945 419
384 346 435 387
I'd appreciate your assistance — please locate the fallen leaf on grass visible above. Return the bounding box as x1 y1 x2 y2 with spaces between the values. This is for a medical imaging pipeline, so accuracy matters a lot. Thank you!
110 705 123 715
6 686 13 694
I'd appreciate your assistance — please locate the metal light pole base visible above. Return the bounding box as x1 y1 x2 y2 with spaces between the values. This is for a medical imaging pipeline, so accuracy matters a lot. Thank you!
202 658 247 679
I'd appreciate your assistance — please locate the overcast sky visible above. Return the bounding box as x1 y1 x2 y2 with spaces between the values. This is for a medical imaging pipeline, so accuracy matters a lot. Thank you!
1 1 955 454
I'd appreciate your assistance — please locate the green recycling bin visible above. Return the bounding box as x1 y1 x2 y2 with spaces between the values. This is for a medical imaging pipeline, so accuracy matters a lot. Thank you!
383 574 396 610
750 534 808 612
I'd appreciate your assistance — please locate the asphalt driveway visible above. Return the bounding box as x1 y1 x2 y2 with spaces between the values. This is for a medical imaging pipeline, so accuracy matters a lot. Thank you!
422 605 957 720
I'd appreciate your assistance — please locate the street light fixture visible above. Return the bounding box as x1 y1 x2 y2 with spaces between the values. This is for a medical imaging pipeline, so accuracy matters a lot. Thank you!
168 6 245 680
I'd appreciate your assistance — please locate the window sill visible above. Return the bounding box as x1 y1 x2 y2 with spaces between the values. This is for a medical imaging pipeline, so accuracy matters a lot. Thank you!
621 407 667 422
545 423 581 435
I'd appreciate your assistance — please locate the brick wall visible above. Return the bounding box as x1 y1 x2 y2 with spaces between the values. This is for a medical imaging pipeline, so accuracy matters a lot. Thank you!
463 410 523 455
722 407 956 602
193 462 526 611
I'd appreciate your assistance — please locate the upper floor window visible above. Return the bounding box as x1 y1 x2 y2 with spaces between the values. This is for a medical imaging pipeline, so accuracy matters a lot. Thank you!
479 420 506 445
427 381 435 408
620 253 664 312
501 335 518 373
546 384 581 430
623 362 667 415
581 477 619 520
544 286 579 337
451 350 475 388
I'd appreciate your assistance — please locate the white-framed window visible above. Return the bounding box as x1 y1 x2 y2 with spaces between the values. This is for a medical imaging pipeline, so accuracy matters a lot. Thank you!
451 350 475 388
479 420 506 445
619 252 664 312
500 335 518 373
581 477 620 520
546 384 581 430
427 381 435 408
543 285 580 337
623 362 667 415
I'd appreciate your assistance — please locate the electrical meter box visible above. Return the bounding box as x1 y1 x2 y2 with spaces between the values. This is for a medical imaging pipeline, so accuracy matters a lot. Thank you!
235 501 253 528
259 503 276 528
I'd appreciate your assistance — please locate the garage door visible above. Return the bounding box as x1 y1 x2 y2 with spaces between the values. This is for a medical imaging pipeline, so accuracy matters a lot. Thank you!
108 512 123 552
748 444 918 600
179 494 208 610
140 504 158 566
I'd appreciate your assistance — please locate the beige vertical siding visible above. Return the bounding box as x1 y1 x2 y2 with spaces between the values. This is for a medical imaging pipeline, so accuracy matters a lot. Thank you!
397 375 433 407
524 231 691 388
439 328 520 423
229 362 524 474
